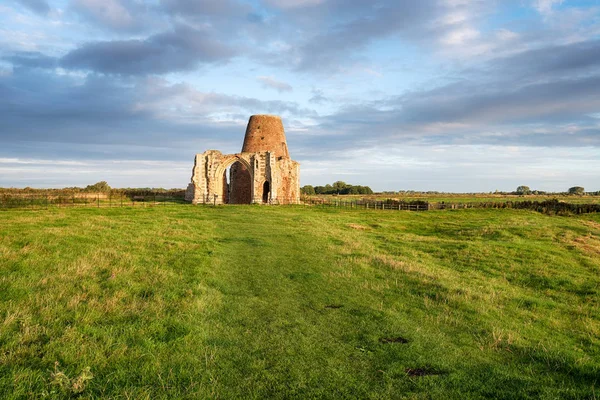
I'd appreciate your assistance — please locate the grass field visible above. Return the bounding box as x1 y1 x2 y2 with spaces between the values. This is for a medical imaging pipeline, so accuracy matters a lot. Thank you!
1 205 599 399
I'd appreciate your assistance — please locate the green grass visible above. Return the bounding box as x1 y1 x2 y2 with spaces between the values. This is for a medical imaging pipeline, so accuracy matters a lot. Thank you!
1 205 599 399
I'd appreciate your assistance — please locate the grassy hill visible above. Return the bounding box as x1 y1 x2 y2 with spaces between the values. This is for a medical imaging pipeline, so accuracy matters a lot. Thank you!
1 205 599 399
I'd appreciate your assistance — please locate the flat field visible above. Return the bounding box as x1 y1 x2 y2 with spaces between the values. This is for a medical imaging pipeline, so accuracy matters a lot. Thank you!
1 205 599 399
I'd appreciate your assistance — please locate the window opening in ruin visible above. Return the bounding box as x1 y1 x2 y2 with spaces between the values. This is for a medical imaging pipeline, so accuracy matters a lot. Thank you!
262 181 270 204
226 160 252 204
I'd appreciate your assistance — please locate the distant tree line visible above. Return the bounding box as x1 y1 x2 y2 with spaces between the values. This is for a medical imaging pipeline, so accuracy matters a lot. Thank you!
514 185 590 196
301 181 373 195
2 181 598 197
0 182 185 197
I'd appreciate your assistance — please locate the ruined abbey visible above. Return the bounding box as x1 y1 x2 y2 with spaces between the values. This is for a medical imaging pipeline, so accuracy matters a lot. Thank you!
184 115 300 204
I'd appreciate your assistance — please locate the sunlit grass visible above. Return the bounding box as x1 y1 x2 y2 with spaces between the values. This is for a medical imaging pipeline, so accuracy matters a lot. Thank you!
1 205 599 399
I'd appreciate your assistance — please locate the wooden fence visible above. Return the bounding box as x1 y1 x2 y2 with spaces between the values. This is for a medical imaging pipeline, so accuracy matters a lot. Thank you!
0 193 186 210
2 194 599 215
302 197 600 215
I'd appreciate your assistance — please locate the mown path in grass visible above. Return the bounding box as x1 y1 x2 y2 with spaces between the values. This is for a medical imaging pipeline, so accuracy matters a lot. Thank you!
0 206 599 399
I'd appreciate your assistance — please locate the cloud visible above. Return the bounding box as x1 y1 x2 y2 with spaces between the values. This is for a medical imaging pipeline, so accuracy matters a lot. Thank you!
71 0 135 30
257 76 293 92
61 24 235 75
0 68 313 155
398 75 600 127
255 0 496 72
263 0 325 9
309 88 328 104
289 1 437 71
496 39 600 78
1 0 599 191
0 157 192 188
283 37 600 153
161 0 251 18
5 51 58 69
12 0 50 15
534 0 563 15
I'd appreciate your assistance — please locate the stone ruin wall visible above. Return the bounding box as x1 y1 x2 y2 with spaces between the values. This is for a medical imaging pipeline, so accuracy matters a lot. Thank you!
184 115 300 205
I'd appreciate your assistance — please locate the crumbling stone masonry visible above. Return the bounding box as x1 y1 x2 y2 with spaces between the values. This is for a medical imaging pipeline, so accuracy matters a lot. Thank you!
185 115 300 204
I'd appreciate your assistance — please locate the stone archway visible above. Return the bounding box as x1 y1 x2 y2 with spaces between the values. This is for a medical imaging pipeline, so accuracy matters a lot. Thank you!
229 161 252 204
214 155 254 204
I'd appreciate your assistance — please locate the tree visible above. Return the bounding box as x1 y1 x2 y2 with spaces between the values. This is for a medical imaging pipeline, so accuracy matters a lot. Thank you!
332 181 347 190
516 185 531 195
568 186 585 195
85 181 111 192
300 185 315 195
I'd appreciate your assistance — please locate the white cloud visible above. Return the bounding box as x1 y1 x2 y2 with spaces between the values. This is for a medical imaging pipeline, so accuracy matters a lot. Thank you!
534 0 564 16
0 28 46 51
264 0 324 9
441 26 480 45
496 29 519 41
257 76 293 93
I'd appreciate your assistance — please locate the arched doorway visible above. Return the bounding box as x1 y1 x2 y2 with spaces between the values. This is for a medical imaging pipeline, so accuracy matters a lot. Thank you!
262 181 270 203
227 161 252 204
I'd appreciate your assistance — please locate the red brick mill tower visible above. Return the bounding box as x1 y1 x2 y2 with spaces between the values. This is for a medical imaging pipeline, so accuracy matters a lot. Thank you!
185 115 300 204
242 115 290 158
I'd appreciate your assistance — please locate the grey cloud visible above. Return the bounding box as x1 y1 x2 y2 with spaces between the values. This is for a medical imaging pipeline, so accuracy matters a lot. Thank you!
288 38 600 152
309 88 328 104
246 13 266 24
391 38 600 129
160 0 267 47
13 0 50 14
292 1 437 71
5 52 58 69
256 0 489 72
161 0 251 19
70 0 159 32
0 69 314 157
496 39 600 78
398 76 600 125
61 25 234 75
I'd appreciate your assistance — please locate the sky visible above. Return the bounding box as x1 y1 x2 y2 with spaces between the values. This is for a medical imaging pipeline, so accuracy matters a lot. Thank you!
1 0 599 192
